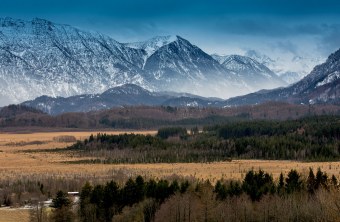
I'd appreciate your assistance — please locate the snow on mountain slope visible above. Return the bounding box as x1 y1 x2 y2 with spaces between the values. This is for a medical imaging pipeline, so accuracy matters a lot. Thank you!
225 48 340 105
290 49 340 97
124 35 177 57
142 36 252 98
212 54 287 90
0 17 150 106
0 17 292 106
245 50 326 81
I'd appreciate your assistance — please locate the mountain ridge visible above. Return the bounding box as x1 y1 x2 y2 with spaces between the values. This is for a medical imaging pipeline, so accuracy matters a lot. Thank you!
0 17 151 106
0 17 290 106
211 54 287 90
225 48 340 105
21 84 225 115
245 49 326 84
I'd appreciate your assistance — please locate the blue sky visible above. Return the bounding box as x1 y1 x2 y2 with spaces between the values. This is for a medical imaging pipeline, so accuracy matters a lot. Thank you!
1 0 340 58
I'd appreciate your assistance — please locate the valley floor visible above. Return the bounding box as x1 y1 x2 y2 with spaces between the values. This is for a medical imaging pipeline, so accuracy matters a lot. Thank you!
0 131 339 182
0 131 339 222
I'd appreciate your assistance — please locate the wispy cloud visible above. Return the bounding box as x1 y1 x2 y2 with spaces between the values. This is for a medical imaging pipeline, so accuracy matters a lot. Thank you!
0 0 339 58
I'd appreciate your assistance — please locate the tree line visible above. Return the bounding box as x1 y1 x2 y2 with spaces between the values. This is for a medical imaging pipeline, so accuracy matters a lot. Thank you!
32 168 339 222
64 116 340 163
1 103 340 129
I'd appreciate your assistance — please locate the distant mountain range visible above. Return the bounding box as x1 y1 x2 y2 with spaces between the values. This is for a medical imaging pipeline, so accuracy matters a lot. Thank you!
21 84 224 115
21 47 340 114
211 54 285 90
0 17 290 106
245 50 325 84
0 17 337 112
225 48 340 106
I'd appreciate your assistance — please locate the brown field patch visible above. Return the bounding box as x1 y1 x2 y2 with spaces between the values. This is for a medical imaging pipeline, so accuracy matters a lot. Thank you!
0 130 156 151
0 208 30 222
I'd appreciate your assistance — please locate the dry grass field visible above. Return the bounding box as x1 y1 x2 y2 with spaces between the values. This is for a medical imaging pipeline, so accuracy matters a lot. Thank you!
0 131 340 222
0 131 157 151
0 131 339 182
0 208 30 222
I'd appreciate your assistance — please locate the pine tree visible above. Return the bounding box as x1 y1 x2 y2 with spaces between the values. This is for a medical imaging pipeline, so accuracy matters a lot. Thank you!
315 168 328 190
278 172 285 195
285 170 303 194
51 191 74 222
331 175 338 188
52 190 71 209
307 168 316 194
103 181 119 222
79 182 95 222
135 175 146 203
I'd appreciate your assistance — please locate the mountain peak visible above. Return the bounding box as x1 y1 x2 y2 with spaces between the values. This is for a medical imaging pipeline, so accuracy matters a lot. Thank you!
211 54 286 90
102 84 152 96
151 35 178 42
0 17 55 28
31 17 52 24
0 17 25 27
173 35 193 46
125 35 178 57
245 50 275 66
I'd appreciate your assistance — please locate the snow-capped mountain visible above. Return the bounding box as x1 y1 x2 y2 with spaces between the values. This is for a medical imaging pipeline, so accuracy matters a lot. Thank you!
0 17 151 106
143 36 245 98
211 54 287 90
245 50 326 84
20 48 340 114
225 48 340 105
127 35 251 98
0 17 292 106
244 50 276 69
124 35 177 57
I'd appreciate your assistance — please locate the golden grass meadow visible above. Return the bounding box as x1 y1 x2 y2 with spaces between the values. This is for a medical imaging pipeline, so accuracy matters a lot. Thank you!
0 131 339 182
0 131 339 222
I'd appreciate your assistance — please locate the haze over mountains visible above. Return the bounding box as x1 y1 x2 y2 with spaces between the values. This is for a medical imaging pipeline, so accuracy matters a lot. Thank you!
211 54 285 90
0 17 338 112
22 46 340 114
225 48 340 106
0 17 295 107
244 50 325 84
21 84 225 115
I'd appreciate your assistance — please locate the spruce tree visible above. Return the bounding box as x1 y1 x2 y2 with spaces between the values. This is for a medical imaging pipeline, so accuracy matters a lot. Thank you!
307 168 316 194
285 170 303 194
